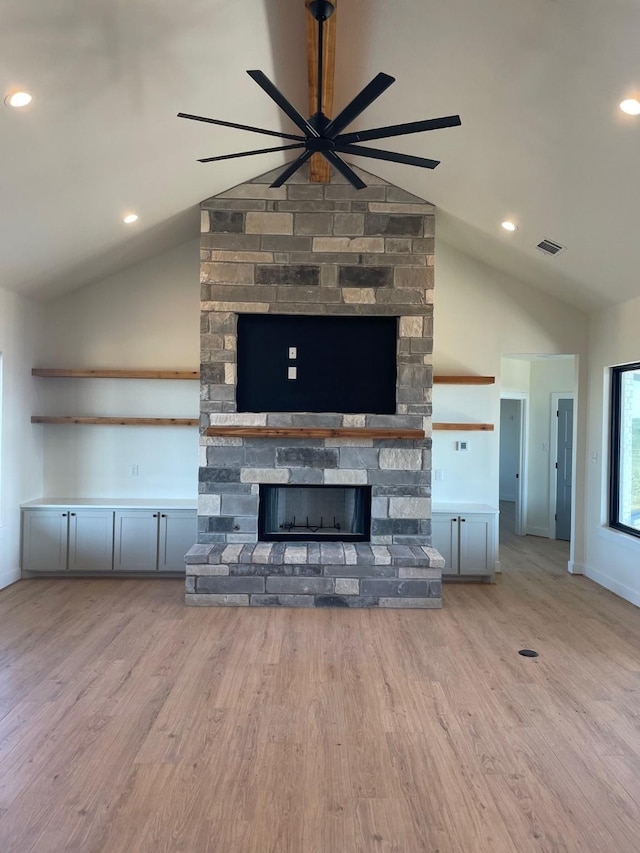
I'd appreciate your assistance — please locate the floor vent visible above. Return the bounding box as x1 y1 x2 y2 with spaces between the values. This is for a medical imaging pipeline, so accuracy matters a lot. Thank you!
536 238 566 256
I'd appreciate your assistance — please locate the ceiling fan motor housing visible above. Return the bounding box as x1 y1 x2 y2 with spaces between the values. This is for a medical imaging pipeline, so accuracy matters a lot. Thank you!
309 1 335 22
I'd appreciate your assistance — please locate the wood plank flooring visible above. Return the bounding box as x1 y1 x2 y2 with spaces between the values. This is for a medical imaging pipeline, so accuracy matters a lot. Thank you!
0 529 639 852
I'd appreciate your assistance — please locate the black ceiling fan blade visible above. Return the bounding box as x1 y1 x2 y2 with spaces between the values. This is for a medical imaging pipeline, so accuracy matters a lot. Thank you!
247 70 319 138
336 143 440 170
177 113 303 142
269 150 314 188
322 151 367 190
324 73 396 138
198 143 305 164
337 114 462 145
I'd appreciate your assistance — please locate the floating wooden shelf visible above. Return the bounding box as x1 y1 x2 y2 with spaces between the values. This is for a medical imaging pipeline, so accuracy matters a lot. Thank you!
433 376 495 385
204 426 425 439
433 423 494 431
32 368 199 380
31 417 198 427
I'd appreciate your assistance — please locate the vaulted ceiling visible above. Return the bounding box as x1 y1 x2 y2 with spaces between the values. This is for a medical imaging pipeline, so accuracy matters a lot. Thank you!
2 0 639 310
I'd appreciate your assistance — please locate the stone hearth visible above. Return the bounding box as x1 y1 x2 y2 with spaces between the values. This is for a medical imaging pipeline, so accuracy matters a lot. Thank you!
186 543 442 608
185 163 444 607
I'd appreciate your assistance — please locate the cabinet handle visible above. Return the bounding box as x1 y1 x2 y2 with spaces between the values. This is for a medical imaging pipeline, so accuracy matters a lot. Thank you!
153 513 158 518
451 518 457 522
62 513 68 517
70 512 76 517
461 518 466 522
161 514 166 518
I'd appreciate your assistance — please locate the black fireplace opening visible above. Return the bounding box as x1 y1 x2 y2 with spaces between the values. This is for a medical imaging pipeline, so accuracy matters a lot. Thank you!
259 485 372 542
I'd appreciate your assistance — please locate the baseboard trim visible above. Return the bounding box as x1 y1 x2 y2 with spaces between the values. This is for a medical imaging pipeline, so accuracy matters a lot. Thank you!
567 560 584 574
494 560 502 574
0 567 21 592
525 526 550 539
584 564 640 608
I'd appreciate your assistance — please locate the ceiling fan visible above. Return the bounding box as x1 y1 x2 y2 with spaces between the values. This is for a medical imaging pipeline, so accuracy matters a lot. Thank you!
178 0 461 190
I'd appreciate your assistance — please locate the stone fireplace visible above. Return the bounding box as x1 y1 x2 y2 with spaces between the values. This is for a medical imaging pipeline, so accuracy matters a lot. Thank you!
185 163 444 607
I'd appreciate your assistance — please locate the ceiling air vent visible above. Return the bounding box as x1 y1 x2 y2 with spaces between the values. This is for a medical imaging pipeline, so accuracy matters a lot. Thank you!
536 238 566 256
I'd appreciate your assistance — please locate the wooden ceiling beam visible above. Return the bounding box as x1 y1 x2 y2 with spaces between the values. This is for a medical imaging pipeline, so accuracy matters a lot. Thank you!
305 0 337 183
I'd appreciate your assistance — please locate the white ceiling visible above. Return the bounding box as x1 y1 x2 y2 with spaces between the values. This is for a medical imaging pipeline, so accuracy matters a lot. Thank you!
2 0 639 310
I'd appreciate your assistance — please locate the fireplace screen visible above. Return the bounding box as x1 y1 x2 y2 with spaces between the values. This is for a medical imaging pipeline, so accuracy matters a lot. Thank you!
259 485 371 542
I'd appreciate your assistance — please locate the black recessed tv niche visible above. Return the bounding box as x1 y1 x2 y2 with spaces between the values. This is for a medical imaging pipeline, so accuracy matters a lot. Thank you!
236 314 397 414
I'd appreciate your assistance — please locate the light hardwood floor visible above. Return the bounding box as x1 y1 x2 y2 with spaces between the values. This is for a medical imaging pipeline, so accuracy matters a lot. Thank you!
0 531 639 852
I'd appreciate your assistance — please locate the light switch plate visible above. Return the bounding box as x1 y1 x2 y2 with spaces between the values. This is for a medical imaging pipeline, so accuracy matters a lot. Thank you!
288 346 297 359
287 366 297 380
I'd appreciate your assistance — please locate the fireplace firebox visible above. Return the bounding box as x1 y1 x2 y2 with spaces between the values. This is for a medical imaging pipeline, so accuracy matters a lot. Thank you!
258 485 372 542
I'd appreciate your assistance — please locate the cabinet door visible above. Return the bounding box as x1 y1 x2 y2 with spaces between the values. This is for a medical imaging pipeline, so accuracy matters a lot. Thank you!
431 514 459 574
158 511 197 572
114 510 159 571
22 510 68 572
68 510 114 571
458 514 492 575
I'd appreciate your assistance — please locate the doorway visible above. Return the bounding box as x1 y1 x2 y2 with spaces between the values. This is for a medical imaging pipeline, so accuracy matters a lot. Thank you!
499 395 527 536
551 393 574 541
500 354 577 574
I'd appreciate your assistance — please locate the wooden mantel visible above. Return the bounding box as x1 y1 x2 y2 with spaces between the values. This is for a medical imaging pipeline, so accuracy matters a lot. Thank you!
205 426 424 440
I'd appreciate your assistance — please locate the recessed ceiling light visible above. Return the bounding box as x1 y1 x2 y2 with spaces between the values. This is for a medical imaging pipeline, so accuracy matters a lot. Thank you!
620 98 640 115
4 91 32 108
123 213 139 224
501 221 517 232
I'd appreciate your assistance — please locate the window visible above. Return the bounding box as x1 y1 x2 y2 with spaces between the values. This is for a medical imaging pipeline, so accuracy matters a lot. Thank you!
610 362 640 537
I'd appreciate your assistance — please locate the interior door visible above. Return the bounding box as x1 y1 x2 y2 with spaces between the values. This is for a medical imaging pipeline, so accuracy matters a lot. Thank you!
555 398 574 541
499 398 524 534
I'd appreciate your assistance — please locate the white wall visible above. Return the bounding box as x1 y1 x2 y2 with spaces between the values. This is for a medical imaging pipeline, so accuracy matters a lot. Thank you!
0 287 44 589
584 295 640 606
433 241 588 567
40 240 200 499
501 358 530 393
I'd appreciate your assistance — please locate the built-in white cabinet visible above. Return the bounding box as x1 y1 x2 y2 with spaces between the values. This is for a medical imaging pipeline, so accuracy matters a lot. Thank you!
114 509 196 572
67 510 115 571
158 511 199 571
21 501 196 575
431 504 498 578
22 509 72 572
22 509 114 573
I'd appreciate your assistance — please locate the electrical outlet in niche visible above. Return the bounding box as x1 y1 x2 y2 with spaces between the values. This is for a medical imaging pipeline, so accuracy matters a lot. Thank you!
236 314 398 414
